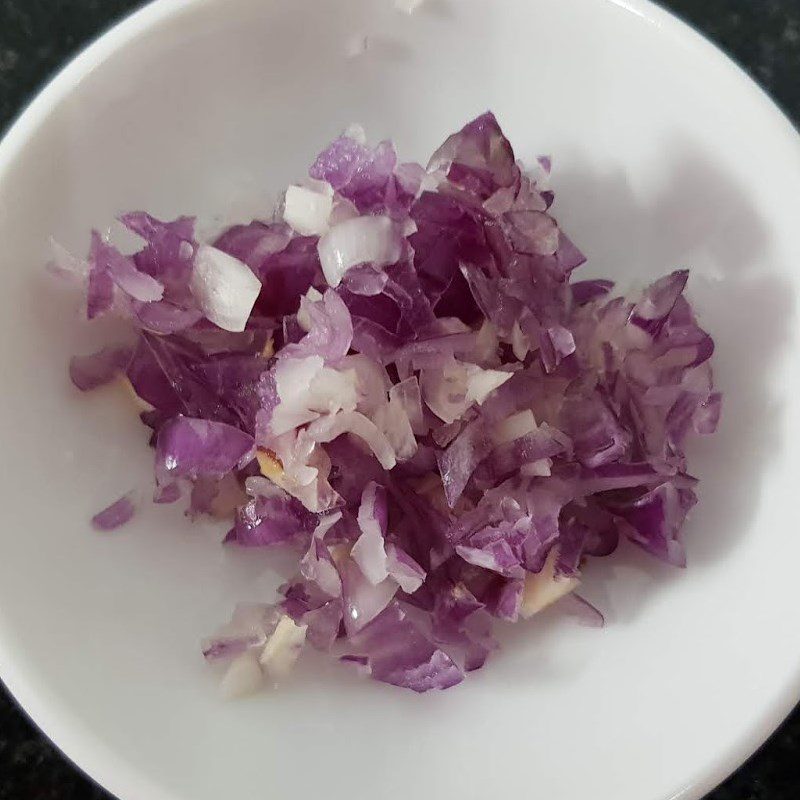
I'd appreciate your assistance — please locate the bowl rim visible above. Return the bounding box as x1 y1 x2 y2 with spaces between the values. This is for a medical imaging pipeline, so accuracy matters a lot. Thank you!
0 1 798 799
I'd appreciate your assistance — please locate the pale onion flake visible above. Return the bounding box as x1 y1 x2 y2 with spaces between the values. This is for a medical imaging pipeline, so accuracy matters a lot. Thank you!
422 359 513 423
352 487 390 585
259 615 308 682
317 216 401 287
190 244 261 332
220 650 264 699
48 237 89 281
373 398 417 462
343 122 367 144
511 321 530 361
464 364 513 405
492 410 537 446
296 287 324 331
307 411 397 470
283 182 334 236
270 356 358 436
520 458 553 477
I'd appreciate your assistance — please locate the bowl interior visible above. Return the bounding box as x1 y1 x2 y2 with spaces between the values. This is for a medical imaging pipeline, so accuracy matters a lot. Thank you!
1 1 799 799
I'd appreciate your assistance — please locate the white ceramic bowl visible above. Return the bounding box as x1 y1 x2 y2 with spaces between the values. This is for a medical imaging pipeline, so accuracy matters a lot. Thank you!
1 1 799 799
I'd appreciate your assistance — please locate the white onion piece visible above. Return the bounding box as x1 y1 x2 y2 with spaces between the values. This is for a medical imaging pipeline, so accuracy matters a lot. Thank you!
529 156 552 191
271 356 358 436
419 170 444 194
464 364 513 405
220 650 263 699
245 475 284 499
400 218 418 237
296 287 323 331
520 458 553 477
302 513 344 596
519 549 580 618
342 354 391 415
262 430 318 488
511 321 530 361
352 503 389 586
341 558 398 635
204 603 277 660
475 320 500 364
308 367 359 415
492 409 537 446
190 244 261 332
259 615 308 682
420 359 469 424
422 359 511 423
303 548 342 597
307 411 397 469
312 511 344 540
271 356 325 435
286 456 339 512
373 398 417 461
343 122 367 144
303 512 345 597
389 377 426 435
48 237 89 281
317 216 401 288
283 183 333 236
261 431 341 513
438 316 472 335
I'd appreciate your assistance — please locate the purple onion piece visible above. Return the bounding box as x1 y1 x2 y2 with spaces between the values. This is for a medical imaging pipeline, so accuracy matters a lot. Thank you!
91 493 136 531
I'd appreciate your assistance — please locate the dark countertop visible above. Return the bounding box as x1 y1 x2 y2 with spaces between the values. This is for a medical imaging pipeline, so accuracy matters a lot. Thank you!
1 1 799 798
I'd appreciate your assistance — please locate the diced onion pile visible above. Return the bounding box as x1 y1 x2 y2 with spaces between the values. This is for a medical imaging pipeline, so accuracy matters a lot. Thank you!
61 113 721 695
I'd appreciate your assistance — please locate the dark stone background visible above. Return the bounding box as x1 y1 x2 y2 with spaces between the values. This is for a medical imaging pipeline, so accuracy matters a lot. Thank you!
0 1 798 798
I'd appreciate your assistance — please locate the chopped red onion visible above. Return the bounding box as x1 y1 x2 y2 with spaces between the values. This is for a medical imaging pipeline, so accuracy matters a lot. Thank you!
63 111 721 695
91 493 136 531
69 346 133 391
557 593 605 628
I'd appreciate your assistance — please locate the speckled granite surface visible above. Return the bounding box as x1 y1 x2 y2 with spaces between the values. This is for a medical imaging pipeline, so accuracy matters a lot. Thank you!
1 1 799 798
